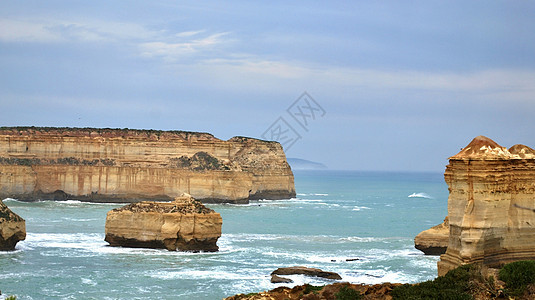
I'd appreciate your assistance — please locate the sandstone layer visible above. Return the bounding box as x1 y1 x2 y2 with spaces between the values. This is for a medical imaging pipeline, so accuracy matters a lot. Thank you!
0 127 295 204
414 217 449 255
437 136 535 276
0 199 26 250
105 194 222 251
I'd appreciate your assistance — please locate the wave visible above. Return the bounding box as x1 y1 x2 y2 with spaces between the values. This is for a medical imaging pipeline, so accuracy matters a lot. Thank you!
408 192 433 199
352 206 371 211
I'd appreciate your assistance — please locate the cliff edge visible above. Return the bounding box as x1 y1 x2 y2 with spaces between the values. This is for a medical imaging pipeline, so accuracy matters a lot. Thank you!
437 136 535 276
0 127 295 204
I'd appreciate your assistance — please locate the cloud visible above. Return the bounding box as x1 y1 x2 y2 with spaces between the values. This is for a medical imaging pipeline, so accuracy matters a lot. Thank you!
181 56 535 103
0 18 161 43
139 32 230 61
0 19 62 42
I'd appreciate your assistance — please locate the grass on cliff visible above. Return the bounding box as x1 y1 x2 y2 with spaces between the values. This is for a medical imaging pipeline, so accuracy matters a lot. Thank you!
392 261 535 300
498 260 535 297
391 264 477 300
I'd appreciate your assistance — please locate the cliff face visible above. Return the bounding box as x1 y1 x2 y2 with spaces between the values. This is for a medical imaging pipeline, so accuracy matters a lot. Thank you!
414 217 449 255
105 194 222 251
0 127 295 204
437 136 535 276
0 199 26 250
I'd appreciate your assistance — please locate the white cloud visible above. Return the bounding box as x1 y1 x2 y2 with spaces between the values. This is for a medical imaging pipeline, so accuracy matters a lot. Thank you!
0 19 62 42
0 18 163 43
139 32 230 61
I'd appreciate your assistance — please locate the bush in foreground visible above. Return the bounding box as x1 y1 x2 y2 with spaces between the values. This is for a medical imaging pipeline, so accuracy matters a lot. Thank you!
391 264 475 300
498 260 535 297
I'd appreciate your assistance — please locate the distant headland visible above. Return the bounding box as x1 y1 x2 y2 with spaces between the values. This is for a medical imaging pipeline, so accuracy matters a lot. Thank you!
0 127 295 204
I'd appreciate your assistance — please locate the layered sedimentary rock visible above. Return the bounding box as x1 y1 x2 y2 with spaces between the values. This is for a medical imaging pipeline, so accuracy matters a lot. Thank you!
0 199 26 250
0 127 295 204
437 136 535 276
105 194 222 251
414 217 449 255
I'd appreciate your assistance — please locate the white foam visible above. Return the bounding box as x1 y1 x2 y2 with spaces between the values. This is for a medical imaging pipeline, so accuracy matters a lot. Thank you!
408 193 433 199
352 206 371 211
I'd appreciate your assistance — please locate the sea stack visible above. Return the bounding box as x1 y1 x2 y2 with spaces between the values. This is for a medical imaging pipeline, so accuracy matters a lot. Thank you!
437 136 535 276
0 199 26 251
0 127 295 204
105 194 222 251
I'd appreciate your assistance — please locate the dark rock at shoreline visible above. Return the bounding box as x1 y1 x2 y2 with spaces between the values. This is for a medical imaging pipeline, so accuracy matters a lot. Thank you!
271 266 342 280
270 274 293 284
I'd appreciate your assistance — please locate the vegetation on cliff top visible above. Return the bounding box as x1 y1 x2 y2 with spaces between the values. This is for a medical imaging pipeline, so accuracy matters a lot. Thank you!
0 200 24 222
226 261 535 299
171 152 230 171
0 126 215 138
0 157 116 167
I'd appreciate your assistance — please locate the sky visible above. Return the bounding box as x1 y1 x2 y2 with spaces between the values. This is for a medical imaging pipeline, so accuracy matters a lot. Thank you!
1 1 534 172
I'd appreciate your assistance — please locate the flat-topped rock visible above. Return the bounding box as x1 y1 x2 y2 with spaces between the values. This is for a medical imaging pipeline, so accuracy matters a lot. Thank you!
271 266 342 280
104 194 222 251
414 217 449 255
0 127 295 204
0 199 26 251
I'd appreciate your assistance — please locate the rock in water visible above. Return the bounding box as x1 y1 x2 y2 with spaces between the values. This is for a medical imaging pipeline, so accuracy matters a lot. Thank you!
104 194 222 251
414 217 449 255
270 274 293 284
271 266 342 280
0 199 26 251
437 136 535 276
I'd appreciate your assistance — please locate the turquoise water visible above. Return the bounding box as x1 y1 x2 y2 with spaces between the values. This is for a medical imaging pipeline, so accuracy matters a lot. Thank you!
0 170 448 299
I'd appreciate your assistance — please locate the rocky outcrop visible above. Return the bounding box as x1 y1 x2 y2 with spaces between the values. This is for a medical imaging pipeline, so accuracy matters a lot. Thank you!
271 266 342 280
225 282 401 300
0 127 295 204
437 136 535 276
270 274 293 284
414 217 449 255
104 194 222 251
0 199 26 250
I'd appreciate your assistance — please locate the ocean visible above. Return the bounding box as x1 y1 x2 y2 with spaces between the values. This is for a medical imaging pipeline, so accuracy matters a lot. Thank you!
0 170 448 299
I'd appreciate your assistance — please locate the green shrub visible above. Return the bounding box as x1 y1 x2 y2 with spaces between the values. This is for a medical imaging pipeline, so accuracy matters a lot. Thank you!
391 264 474 300
303 284 324 294
499 260 535 297
335 286 362 300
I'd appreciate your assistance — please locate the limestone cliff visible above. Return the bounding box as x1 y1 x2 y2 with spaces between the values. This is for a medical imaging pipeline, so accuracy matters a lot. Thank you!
105 194 222 251
0 199 26 250
437 136 535 276
414 217 449 255
0 127 295 204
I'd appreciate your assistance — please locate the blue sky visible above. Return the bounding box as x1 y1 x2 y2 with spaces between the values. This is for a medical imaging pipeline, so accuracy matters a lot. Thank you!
1 1 534 171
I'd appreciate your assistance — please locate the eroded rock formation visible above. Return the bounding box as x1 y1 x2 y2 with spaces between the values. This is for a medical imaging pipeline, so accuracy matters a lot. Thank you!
0 127 295 204
0 199 26 250
414 217 449 255
105 194 222 251
271 266 342 280
437 136 535 276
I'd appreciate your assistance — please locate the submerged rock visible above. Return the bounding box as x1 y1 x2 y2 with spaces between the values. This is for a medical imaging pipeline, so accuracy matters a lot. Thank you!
271 266 342 280
0 199 26 251
104 194 222 251
414 216 449 255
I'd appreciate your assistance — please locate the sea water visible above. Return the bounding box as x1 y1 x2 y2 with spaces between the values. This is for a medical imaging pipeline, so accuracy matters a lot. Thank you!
0 170 448 299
